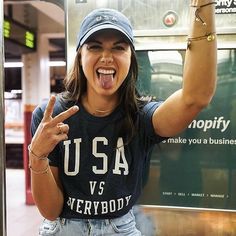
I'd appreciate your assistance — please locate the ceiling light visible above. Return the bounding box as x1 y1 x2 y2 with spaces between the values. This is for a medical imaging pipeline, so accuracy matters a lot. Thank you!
4 61 66 68
4 62 24 68
49 61 66 67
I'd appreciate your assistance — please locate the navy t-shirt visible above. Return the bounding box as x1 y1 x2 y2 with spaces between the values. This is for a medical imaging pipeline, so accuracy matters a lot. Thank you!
31 98 165 219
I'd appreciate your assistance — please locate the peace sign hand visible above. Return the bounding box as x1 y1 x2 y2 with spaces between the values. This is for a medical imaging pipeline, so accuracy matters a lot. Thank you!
30 95 79 158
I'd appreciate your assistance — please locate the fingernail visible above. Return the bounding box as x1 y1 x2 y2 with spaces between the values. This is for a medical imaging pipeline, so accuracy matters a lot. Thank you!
73 106 79 111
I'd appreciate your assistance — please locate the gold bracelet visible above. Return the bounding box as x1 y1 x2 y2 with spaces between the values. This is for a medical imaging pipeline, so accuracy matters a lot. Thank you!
187 32 216 50
29 164 50 175
28 144 48 160
190 2 216 26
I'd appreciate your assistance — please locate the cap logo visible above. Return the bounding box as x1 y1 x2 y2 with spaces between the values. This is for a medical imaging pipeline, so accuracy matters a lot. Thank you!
95 15 118 23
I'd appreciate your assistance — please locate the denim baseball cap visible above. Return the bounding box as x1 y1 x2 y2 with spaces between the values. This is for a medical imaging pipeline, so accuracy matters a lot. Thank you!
76 8 134 50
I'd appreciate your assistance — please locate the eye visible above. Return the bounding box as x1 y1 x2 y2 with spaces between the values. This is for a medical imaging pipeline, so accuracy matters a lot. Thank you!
113 45 125 51
87 44 102 51
112 43 130 53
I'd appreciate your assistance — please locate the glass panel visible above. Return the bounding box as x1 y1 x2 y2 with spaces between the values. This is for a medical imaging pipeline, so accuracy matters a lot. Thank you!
66 0 236 214
137 49 236 210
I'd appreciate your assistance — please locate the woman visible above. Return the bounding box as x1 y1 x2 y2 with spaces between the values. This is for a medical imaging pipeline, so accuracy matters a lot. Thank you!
29 3 217 236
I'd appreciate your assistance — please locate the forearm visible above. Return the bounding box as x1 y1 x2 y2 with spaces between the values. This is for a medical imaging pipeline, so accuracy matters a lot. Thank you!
152 1 217 137
29 96 79 219
183 0 217 108
30 153 64 220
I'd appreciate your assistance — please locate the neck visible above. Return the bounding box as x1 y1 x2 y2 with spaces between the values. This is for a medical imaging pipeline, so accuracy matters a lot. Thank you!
82 95 118 116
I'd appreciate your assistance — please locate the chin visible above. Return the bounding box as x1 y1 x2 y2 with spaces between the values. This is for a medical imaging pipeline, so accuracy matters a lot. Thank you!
98 88 118 96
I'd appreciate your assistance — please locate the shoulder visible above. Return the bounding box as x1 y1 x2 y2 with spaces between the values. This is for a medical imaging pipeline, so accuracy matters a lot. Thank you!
139 99 163 117
137 98 163 124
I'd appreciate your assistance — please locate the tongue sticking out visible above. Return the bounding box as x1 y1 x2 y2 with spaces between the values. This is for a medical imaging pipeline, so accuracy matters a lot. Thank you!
98 73 114 89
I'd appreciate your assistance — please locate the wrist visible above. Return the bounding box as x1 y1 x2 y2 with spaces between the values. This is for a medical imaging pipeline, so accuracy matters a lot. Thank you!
189 1 216 36
28 144 48 160
28 147 49 174
29 163 49 175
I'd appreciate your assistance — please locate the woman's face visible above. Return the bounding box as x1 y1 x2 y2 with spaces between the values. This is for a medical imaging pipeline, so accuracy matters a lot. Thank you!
80 29 132 98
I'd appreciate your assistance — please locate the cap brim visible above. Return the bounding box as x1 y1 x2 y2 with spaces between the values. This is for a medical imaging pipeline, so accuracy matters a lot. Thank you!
78 24 133 49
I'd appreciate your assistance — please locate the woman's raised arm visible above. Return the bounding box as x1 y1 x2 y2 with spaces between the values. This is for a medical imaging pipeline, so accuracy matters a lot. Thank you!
153 0 217 137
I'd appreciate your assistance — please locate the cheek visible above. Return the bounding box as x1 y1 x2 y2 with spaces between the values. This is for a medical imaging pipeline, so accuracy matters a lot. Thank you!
121 57 131 77
81 56 94 77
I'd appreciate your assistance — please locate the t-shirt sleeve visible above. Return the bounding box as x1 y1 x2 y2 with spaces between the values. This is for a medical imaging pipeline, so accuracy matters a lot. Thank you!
31 104 46 136
139 101 168 144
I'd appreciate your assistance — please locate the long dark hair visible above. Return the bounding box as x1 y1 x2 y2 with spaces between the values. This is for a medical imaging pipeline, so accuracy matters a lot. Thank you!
62 46 149 143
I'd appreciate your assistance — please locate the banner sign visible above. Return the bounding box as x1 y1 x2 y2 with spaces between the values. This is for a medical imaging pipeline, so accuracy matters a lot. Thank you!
215 0 236 14
137 48 236 211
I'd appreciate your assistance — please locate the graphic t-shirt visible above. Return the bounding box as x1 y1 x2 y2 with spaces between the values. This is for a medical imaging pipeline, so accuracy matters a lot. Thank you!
31 98 165 219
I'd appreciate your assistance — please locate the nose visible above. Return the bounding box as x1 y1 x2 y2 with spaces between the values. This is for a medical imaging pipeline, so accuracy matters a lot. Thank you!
100 49 113 64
